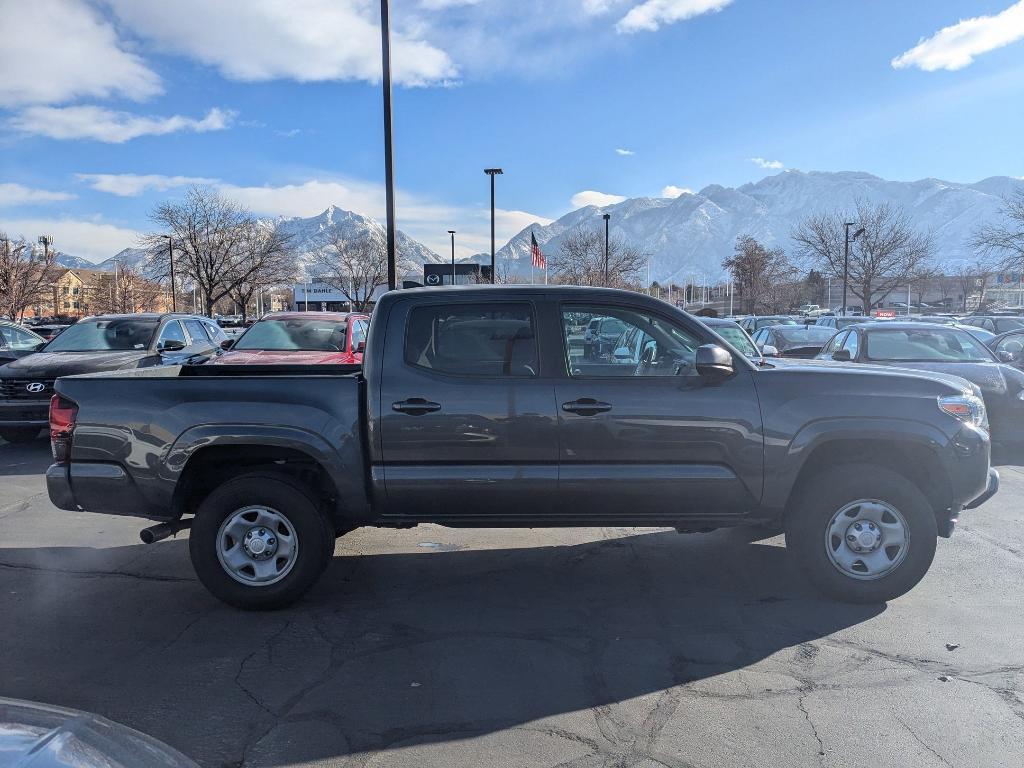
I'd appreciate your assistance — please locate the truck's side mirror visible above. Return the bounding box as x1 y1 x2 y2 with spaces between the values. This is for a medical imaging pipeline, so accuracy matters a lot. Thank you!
159 339 186 353
696 344 733 380
761 345 779 358
831 349 851 362
998 349 1014 362
220 339 234 351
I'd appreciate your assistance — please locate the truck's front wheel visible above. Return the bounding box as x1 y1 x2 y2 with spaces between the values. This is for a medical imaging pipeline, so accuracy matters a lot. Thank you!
189 473 333 610
785 464 937 603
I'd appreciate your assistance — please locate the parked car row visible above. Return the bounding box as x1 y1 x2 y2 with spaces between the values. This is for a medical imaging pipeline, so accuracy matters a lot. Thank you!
0 310 368 443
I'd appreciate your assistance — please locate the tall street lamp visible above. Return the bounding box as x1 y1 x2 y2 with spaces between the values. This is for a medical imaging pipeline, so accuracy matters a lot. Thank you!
380 0 398 290
448 230 456 285
164 235 176 312
602 213 611 285
842 222 865 316
484 168 503 283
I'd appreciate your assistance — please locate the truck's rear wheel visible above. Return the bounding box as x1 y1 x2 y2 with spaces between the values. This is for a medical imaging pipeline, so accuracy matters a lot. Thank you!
785 464 937 603
0 427 42 444
189 473 333 610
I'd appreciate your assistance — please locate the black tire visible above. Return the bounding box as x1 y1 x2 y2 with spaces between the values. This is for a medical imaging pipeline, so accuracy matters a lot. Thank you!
785 464 937 603
189 473 334 610
0 427 42 444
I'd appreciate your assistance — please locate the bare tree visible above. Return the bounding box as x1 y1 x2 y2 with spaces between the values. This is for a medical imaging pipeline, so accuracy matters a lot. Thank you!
792 201 934 312
0 234 60 320
145 187 292 317
225 222 296 321
722 235 800 314
87 265 165 315
309 233 388 312
548 226 645 287
971 189 1024 271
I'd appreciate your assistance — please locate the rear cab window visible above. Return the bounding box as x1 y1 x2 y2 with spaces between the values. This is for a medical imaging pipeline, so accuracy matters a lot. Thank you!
405 303 538 377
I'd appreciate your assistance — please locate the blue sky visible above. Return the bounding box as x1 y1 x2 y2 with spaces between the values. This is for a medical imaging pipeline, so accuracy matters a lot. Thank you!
2 0 1024 261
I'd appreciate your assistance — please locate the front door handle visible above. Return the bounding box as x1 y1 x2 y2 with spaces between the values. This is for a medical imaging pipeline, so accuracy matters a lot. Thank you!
561 398 612 416
392 398 442 416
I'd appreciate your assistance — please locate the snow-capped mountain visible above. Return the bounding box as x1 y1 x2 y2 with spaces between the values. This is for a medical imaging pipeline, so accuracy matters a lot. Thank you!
498 171 1024 283
275 205 442 279
54 206 443 279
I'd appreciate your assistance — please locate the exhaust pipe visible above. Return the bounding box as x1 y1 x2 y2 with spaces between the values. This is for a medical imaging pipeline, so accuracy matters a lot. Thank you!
140 518 192 544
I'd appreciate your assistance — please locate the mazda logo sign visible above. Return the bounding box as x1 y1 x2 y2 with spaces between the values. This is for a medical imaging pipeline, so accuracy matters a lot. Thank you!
26 382 45 393
425 274 441 286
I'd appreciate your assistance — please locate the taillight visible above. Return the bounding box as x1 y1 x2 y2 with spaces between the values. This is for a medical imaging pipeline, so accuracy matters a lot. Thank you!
49 395 78 464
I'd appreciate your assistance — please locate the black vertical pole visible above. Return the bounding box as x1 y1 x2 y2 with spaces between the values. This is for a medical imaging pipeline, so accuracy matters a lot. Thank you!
380 0 397 290
842 222 851 316
448 230 456 285
166 235 177 312
489 173 496 283
602 213 610 285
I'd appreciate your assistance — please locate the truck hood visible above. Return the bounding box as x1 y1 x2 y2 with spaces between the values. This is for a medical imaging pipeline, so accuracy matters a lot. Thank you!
0 350 152 378
211 349 358 365
865 360 1024 399
762 357 982 396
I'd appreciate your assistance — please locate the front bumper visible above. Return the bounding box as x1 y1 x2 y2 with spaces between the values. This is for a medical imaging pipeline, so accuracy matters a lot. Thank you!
0 399 48 427
965 467 999 510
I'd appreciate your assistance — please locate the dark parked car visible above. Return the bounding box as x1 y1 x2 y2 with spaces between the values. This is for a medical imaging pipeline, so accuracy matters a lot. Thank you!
0 312 224 443
961 315 1024 335
751 324 836 358
737 315 800 333
0 320 45 365
987 329 1024 371
815 315 875 332
30 324 72 341
816 322 1024 444
47 287 996 609
699 317 760 358
213 312 370 366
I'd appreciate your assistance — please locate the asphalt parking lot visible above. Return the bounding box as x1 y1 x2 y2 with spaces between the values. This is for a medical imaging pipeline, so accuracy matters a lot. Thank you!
1 438 1023 768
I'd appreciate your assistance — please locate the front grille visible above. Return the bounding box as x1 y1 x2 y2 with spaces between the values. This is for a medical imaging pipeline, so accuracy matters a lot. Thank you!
0 378 56 400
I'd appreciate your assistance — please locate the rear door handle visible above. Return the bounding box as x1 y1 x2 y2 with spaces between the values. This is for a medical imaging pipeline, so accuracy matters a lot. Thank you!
561 398 612 416
392 398 442 416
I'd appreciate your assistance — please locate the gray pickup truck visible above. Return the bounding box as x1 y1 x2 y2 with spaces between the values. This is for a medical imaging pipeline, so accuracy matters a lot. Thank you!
46 286 998 609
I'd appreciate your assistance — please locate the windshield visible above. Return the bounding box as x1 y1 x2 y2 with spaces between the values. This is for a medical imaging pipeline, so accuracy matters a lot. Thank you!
865 328 995 362
42 318 158 352
234 318 348 351
757 318 798 329
711 325 759 357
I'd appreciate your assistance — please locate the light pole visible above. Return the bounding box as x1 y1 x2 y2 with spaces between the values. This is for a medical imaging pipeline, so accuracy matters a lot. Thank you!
842 222 864 316
602 213 611 285
380 0 398 290
484 168 502 283
447 230 456 285
164 235 176 312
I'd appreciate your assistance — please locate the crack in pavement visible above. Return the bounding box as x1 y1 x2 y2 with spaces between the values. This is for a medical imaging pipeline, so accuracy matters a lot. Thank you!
0 559 193 582
895 716 953 767
959 524 1023 560
796 689 826 763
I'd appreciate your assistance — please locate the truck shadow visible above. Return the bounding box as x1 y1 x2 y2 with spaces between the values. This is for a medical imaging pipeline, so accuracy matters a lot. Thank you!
0 528 883 766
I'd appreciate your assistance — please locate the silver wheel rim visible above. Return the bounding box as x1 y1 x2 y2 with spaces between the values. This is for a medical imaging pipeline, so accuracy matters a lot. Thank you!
216 506 298 586
825 499 909 581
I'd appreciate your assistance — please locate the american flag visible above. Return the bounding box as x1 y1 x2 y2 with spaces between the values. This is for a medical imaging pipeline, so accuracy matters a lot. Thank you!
530 231 545 269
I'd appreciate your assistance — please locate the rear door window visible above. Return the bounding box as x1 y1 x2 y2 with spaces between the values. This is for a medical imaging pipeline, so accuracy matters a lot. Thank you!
405 304 538 377
183 319 211 347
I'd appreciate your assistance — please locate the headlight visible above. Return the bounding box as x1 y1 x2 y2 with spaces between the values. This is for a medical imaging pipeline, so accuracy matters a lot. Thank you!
938 394 987 429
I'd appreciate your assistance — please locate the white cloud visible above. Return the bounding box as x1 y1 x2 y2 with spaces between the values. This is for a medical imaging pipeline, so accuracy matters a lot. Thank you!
660 185 692 198
617 0 733 34
0 0 161 107
76 174 218 197
615 148 635 156
104 0 456 87
420 0 482 8
570 190 628 208
0 183 75 207
891 2 1024 72
8 106 234 143
0 217 141 262
749 157 784 170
